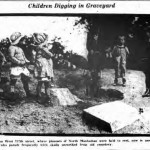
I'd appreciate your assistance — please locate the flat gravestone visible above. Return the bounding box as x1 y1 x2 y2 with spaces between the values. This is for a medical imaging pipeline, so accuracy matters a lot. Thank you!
49 88 82 106
84 101 140 132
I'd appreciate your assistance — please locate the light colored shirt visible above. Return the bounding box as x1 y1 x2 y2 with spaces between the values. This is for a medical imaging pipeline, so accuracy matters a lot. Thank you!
8 45 29 65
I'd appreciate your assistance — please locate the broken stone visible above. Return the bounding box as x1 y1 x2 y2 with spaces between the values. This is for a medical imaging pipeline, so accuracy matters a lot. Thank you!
140 107 150 131
48 88 82 106
83 101 140 133
114 119 149 134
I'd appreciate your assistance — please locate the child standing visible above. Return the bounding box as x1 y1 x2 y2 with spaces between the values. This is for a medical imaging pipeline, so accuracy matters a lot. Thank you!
41 33 54 87
32 33 53 100
112 35 129 86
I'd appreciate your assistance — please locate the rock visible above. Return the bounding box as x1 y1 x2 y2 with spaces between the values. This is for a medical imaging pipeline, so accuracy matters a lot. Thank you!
83 101 140 133
48 88 82 106
72 65 76 70
67 62 71 68
115 119 149 134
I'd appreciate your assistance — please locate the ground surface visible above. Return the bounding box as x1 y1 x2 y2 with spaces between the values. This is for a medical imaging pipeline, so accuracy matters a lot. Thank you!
0 69 149 134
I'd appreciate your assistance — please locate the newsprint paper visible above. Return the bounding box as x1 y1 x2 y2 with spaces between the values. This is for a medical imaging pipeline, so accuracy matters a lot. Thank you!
0 0 150 150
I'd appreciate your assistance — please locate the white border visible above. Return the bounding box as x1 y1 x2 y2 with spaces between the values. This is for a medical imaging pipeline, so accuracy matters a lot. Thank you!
0 1 150 14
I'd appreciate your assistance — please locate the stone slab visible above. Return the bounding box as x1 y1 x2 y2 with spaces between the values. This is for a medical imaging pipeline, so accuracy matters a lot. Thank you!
49 88 82 106
84 101 140 132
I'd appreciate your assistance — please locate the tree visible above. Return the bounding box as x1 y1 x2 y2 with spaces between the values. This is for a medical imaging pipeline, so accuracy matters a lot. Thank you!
75 15 150 69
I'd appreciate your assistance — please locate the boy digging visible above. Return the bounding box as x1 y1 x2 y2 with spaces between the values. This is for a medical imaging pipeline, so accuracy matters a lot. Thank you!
112 35 129 87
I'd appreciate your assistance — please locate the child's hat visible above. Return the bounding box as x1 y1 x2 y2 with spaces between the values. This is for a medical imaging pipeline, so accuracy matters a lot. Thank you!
10 32 23 45
32 33 47 45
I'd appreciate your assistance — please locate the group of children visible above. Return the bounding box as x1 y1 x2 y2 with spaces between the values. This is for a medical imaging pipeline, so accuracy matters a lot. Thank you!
0 32 54 101
1 33 148 100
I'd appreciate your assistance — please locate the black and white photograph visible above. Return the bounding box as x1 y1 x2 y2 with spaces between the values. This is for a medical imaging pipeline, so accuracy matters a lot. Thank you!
0 13 150 136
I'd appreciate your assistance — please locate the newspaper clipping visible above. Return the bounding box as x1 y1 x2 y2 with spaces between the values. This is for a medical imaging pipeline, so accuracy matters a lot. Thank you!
0 0 150 150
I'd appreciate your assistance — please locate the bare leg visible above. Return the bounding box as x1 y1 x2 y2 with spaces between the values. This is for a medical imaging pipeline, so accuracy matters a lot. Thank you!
10 78 17 93
114 58 120 85
50 78 55 87
121 62 126 86
2 81 10 98
36 81 43 98
21 74 30 96
44 81 50 97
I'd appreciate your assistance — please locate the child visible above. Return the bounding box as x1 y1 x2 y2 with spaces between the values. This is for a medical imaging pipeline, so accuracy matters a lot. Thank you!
112 35 129 86
32 33 53 100
41 33 54 87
